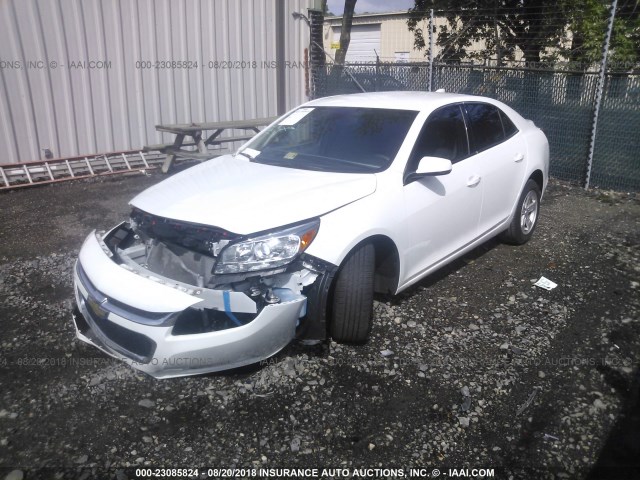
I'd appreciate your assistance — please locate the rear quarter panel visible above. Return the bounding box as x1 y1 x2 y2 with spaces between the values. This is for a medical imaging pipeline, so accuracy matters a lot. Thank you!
523 123 550 196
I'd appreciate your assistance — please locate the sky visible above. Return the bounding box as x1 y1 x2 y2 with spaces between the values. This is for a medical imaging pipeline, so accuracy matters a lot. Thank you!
325 0 415 15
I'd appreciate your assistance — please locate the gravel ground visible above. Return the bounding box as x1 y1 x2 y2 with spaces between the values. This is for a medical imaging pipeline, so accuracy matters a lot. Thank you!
0 173 639 480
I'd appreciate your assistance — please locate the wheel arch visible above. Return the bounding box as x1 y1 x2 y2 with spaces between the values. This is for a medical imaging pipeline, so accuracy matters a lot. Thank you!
337 234 400 295
529 169 544 193
327 237 399 344
300 234 399 341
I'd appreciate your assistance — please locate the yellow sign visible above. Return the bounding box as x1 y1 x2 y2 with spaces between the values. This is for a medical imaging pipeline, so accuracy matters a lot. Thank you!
330 41 340 49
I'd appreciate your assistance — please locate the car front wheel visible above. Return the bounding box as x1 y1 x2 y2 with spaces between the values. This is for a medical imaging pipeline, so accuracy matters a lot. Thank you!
329 243 375 344
501 179 541 245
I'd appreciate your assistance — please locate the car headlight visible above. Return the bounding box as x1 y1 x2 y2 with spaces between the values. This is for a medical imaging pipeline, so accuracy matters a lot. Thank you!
214 219 320 274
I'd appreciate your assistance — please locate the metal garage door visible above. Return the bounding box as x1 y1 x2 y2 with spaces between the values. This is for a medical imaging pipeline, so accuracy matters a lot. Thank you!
333 24 381 62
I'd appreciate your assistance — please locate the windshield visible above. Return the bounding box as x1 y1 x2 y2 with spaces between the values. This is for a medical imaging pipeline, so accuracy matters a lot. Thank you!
242 106 418 173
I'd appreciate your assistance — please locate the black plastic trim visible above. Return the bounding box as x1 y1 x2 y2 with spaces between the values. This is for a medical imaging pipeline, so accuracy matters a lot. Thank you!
296 256 338 341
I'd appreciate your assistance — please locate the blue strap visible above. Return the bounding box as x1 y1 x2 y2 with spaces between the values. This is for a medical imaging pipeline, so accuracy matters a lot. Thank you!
223 290 242 326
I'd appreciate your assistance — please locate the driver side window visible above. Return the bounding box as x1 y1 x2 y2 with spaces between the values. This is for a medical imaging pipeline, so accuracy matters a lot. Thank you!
408 105 469 171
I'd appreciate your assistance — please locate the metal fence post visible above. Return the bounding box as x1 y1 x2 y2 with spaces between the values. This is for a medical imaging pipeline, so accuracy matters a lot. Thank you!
585 0 617 189
308 8 325 99
428 8 434 92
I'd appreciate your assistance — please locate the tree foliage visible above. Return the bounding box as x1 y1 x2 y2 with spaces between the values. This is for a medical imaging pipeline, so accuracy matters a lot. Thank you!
566 0 640 67
407 0 640 68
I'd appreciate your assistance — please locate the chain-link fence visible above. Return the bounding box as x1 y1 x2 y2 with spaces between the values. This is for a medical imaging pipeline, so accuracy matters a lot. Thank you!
590 75 640 191
308 1 639 192
310 62 639 191
433 65 602 185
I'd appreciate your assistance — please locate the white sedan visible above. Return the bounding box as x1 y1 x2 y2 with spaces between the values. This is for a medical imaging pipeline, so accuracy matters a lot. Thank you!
72 92 549 378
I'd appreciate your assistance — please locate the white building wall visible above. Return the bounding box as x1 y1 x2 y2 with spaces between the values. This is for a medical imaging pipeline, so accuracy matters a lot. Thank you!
323 12 448 62
0 0 313 164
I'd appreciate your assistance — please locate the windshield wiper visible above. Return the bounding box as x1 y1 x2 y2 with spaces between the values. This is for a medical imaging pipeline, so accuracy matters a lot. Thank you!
310 155 380 170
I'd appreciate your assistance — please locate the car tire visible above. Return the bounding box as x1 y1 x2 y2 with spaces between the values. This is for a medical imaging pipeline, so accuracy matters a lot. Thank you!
330 242 375 344
501 179 541 245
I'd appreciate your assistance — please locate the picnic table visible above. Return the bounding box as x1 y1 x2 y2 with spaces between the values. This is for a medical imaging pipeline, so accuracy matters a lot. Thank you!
144 117 277 173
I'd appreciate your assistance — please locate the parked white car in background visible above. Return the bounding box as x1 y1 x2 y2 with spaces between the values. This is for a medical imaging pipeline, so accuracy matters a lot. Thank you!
72 91 549 378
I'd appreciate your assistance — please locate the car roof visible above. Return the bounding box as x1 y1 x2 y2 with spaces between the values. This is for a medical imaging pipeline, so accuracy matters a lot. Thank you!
305 91 500 113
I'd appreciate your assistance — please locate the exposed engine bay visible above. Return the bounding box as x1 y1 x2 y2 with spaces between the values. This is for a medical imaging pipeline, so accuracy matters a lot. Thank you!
98 209 332 338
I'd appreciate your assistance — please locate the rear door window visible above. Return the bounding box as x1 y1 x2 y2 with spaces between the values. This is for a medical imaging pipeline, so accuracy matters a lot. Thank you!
500 110 519 139
464 103 506 154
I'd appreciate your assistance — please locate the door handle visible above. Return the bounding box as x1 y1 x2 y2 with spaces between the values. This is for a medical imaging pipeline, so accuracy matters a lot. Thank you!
467 175 481 187
514 153 524 163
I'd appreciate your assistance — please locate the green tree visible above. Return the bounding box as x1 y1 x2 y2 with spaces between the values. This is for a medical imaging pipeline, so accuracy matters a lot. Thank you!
408 0 640 68
566 0 640 69
408 0 573 65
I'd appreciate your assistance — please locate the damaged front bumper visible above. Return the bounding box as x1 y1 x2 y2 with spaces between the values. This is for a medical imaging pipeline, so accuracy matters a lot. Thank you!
71 224 322 378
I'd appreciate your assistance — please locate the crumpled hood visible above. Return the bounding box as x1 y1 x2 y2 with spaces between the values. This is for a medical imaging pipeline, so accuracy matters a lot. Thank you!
130 155 377 235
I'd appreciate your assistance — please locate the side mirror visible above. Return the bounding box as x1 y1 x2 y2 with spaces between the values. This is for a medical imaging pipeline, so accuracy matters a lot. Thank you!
416 156 453 175
404 156 452 184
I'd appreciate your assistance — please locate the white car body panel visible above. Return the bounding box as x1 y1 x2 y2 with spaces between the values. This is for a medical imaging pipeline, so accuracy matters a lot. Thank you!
402 157 484 283
130 155 377 235
72 91 550 378
304 172 405 268
74 267 304 379
476 137 526 232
